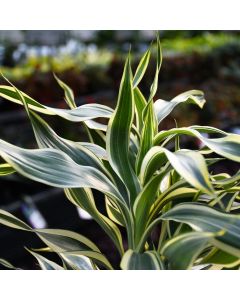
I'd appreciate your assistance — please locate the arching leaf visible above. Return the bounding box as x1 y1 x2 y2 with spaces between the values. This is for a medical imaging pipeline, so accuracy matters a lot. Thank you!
161 203 240 258
161 232 214 270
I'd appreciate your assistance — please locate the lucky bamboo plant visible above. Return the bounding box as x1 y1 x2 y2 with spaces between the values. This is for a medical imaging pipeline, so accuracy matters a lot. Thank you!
0 36 240 270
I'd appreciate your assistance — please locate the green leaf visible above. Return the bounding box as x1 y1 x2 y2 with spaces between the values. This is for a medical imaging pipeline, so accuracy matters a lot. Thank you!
147 186 197 226
140 146 167 185
141 146 213 195
0 85 48 113
121 249 164 270
202 134 240 163
84 120 107 132
105 196 125 227
8 87 127 255
161 203 240 258
0 209 31 230
212 171 240 187
0 163 15 176
0 142 133 243
106 56 140 206
154 127 240 163
154 90 205 124
0 139 125 205
65 188 124 255
161 232 214 270
133 87 147 132
59 252 94 270
164 150 214 195
0 209 104 254
201 248 240 268
206 157 225 167
156 32 162 72
190 125 227 135
149 67 158 101
54 74 76 109
85 126 106 149
148 34 162 101
27 111 112 182
35 228 100 252
0 258 20 270
133 48 151 88
133 172 168 245
135 100 157 175
60 251 113 270
27 249 64 270
0 85 113 122
79 142 107 160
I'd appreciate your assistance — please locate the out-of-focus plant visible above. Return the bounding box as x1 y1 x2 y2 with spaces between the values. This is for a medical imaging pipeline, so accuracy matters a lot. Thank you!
0 50 112 81
162 32 240 54
0 35 240 270
2 32 240 82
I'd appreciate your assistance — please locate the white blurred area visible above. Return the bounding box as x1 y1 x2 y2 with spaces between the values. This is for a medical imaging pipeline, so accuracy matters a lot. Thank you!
77 207 92 220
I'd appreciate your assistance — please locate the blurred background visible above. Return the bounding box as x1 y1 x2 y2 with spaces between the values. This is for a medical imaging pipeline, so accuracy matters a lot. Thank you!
0 30 240 269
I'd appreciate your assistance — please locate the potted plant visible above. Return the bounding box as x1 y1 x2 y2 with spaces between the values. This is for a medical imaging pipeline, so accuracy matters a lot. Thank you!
0 35 240 270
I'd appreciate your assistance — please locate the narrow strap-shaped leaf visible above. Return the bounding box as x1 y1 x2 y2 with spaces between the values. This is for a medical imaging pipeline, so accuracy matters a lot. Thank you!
0 139 125 206
60 251 113 270
59 252 94 270
106 56 140 206
164 149 214 195
201 248 240 268
154 127 240 163
135 100 157 175
161 232 214 270
85 125 106 149
27 111 114 184
79 142 107 160
35 228 100 252
84 120 107 132
149 187 197 224
155 126 227 145
54 74 76 109
0 209 115 269
140 146 213 195
133 48 151 88
120 249 164 270
202 135 240 163
65 188 124 255
161 203 240 258
154 90 206 125
102 160 130 203
190 125 227 135
156 32 162 71
0 258 20 270
0 163 15 176
149 68 158 101
133 87 147 132
140 146 167 184
27 249 64 270
212 171 240 187
53 75 109 136
133 171 168 245
105 196 125 227
0 209 31 230
8 85 128 254
148 34 162 101
0 209 103 253
206 157 225 167
0 85 113 121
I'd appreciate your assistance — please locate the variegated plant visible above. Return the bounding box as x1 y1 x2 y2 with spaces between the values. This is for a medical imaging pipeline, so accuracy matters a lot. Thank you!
0 36 240 270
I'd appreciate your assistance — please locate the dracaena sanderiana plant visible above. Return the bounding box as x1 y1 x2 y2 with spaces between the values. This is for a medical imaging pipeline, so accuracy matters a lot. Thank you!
0 36 240 270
